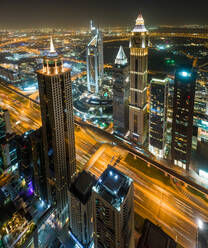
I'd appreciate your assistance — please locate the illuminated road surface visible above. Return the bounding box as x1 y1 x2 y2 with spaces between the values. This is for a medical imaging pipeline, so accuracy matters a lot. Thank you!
1 84 208 248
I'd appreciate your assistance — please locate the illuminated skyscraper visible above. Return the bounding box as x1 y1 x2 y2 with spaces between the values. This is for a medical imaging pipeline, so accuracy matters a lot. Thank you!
171 68 197 170
113 46 129 135
149 76 168 158
129 13 148 144
92 165 134 248
37 38 76 225
87 21 104 94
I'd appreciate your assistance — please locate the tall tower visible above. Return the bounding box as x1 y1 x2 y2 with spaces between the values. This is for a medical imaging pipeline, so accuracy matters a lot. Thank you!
92 165 134 248
129 13 148 144
171 68 197 171
149 76 168 158
37 38 76 225
113 46 129 135
87 21 104 94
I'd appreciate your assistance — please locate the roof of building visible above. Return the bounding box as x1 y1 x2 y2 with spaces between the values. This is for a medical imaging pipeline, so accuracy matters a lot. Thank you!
93 165 132 210
46 36 58 58
132 13 147 33
137 219 177 248
151 74 169 84
115 46 128 66
70 170 97 205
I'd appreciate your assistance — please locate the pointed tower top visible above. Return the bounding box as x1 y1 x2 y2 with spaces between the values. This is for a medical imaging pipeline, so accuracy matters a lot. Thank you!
136 13 144 25
50 36 56 53
132 12 147 33
115 46 128 66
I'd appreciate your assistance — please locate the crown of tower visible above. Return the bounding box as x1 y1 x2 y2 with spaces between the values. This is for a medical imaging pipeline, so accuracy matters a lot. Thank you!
132 12 147 33
115 46 128 66
136 14 144 25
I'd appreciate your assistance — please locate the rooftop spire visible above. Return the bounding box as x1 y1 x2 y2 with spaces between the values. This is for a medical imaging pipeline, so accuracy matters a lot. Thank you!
132 12 147 33
115 46 128 66
50 36 56 53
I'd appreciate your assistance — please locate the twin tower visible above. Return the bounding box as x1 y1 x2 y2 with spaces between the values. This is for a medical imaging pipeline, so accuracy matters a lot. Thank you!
129 14 149 144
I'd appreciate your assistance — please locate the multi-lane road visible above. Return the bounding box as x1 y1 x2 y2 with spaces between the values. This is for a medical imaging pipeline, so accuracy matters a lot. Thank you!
1 83 208 248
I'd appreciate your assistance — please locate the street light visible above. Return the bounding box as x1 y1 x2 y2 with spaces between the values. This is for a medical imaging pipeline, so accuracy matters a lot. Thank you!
196 218 204 248
197 219 204 230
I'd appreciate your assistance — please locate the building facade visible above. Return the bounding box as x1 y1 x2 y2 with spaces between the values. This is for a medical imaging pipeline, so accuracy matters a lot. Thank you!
129 14 148 144
113 46 129 135
29 128 48 201
92 165 134 248
149 76 168 158
37 38 76 225
171 69 197 170
69 171 96 248
87 21 104 94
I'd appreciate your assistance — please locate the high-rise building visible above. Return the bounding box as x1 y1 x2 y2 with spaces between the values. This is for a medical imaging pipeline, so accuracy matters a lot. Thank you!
0 134 18 173
171 68 197 170
37 38 76 225
92 165 134 248
149 76 168 158
87 21 104 94
68 170 97 248
113 46 129 135
137 219 177 248
129 13 148 144
0 108 11 139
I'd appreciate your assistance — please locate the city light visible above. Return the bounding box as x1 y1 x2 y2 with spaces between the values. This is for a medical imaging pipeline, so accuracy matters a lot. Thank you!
181 71 189 77
0 7 207 248
197 219 204 230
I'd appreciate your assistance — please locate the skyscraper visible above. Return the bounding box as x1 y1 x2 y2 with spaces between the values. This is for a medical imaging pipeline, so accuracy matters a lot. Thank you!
92 165 134 248
68 170 97 247
171 68 197 170
37 38 76 225
149 76 168 158
129 13 148 145
87 21 104 94
0 108 11 139
113 46 129 135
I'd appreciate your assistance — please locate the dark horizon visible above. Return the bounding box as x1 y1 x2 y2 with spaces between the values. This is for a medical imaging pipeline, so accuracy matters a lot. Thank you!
0 0 208 29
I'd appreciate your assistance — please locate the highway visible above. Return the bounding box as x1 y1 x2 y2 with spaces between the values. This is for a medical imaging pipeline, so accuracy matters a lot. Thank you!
1 83 208 248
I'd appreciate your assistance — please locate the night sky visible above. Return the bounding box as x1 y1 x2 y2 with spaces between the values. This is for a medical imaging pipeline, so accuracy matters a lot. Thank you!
0 0 208 28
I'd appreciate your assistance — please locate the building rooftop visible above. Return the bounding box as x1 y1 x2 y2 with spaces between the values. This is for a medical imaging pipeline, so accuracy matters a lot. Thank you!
70 170 97 205
132 13 147 33
93 165 132 210
137 219 177 248
115 46 128 66
151 74 169 84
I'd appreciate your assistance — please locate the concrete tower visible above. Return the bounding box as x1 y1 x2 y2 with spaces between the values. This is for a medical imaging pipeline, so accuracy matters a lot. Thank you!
129 13 148 144
37 38 76 225
87 21 104 94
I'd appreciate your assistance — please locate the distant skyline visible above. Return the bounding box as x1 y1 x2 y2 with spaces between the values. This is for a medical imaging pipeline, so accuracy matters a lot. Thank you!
0 0 208 28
